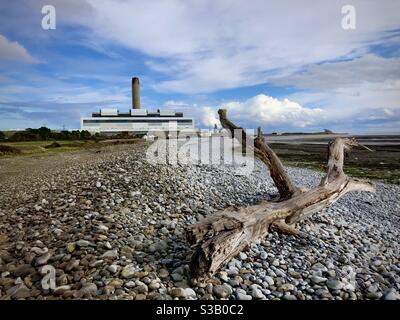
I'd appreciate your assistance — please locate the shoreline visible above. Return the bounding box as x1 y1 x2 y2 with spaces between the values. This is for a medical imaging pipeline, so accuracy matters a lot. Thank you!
0 143 399 300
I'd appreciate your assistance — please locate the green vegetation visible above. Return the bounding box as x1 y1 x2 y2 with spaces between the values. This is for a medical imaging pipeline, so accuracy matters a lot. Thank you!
8 127 94 142
282 159 400 185
44 142 62 149
0 145 22 156
270 143 400 185
4 127 144 143
9 130 41 142
0 139 143 158
0 140 91 156
0 126 146 158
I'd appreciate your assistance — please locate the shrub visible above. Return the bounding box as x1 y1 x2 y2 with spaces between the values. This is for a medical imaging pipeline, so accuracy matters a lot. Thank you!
80 130 91 140
10 130 40 142
37 127 52 140
0 145 21 155
44 142 61 149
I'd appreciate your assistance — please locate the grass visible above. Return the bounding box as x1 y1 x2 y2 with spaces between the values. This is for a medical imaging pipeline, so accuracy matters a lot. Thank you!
2 131 16 139
281 160 400 185
270 143 400 185
0 139 143 158
344 166 400 185
0 140 91 157
0 145 22 156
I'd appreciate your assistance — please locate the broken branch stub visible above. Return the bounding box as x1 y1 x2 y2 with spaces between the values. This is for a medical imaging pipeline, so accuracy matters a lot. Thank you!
218 109 299 199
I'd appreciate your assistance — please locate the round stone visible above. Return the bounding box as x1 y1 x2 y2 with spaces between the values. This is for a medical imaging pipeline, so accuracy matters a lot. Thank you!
280 283 295 291
66 242 76 253
239 252 247 260
236 292 252 300
311 275 328 284
264 276 274 286
101 250 118 260
107 265 118 273
76 240 90 247
184 288 197 299
326 278 344 291
213 284 233 299
158 269 169 279
260 252 267 260
121 264 137 279
170 287 186 298
383 289 400 300
252 288 265 299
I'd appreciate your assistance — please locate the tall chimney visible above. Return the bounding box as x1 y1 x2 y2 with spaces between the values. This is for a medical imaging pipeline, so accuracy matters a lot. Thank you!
132 77 140 109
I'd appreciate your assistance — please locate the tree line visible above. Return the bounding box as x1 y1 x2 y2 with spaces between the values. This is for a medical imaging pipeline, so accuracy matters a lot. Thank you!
0 127 142 142
0 127 95 142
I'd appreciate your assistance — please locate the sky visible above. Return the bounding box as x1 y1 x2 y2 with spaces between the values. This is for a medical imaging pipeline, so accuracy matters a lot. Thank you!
0 0 399 133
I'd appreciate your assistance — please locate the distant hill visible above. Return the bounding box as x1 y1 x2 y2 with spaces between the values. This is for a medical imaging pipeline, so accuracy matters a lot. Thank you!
266 129 346 136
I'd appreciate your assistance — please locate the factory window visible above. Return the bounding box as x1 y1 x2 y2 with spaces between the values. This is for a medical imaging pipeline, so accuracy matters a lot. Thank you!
83 119 192 124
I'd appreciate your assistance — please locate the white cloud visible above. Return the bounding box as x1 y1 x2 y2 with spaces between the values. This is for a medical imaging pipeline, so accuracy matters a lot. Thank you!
160 101 220 128
384 108 395 116
201 106 220 128
171 92 400 134
0 34 38 63
163 100 187 107
220 95 326 130
28 0 400 93
271 55 400 128
157 90 400 133
167 95 326 129
270 55 400 91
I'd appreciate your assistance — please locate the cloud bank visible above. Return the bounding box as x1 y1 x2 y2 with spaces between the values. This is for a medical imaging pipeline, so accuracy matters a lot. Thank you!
0 1 399 133
0 34 38 63
41 0 400 94
220 95 326 129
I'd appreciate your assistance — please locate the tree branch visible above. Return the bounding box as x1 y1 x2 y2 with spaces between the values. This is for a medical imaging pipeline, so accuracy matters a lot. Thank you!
218 109 300 199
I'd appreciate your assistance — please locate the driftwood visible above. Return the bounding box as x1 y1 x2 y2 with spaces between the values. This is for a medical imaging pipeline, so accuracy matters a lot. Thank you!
187 109 375 278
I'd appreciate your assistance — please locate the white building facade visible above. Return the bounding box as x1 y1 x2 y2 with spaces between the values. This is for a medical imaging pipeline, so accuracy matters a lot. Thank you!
80 108 195 134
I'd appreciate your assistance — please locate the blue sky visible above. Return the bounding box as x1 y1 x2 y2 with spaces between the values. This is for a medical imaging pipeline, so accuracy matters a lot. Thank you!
0 0 399 133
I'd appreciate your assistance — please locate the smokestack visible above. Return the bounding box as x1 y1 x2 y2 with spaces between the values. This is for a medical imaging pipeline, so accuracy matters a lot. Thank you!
132 77 140 109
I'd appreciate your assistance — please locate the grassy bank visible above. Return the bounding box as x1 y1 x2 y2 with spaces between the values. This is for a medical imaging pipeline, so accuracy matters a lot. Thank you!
270 143 400 185
0 139 143 158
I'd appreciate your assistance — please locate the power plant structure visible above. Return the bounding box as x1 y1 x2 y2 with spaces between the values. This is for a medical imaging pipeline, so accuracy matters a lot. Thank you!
80 77 195 134
131 77 140 110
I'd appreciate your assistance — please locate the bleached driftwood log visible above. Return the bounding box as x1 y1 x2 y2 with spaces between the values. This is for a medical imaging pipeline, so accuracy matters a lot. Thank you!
187 109 375 278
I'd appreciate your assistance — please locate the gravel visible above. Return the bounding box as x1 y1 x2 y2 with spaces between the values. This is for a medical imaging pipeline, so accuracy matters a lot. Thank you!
0 143 399 300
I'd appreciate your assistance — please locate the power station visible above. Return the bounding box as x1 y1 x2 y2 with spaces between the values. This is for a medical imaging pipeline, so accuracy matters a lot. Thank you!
131 77 140 110
80 77 195 134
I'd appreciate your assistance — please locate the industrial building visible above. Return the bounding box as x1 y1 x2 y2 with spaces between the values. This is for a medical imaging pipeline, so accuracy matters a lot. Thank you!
80 77 195 134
